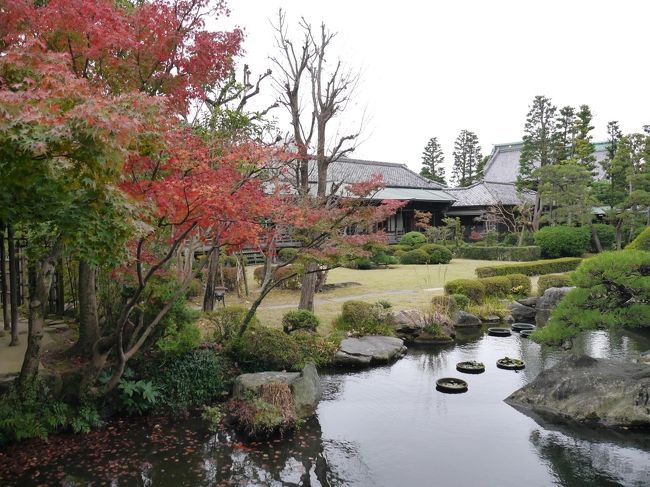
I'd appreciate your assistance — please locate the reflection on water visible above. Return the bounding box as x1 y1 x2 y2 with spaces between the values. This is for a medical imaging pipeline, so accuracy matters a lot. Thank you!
2 329 650 487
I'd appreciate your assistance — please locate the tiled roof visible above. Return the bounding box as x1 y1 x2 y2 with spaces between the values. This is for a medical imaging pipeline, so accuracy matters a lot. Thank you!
446 181 534 208
309 157 448 190
483 142 609 183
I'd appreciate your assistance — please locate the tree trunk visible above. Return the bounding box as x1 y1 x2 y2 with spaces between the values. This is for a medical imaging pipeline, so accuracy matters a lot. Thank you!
532 193 542 231
19 251 58 384
590 224 603 253
71 260 100 356
7 224 19 346
0 222 8 331
299 261 318 311
202 249 219 312
615 220 623 250
55 257 65 316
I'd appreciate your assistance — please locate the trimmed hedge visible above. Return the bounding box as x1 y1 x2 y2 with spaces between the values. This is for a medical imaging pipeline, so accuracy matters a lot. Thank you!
420 244 453 264
454 245 541 262
508 273 532 296
534 226 591 258
537 274 573 295
399 249 430 265
480 276 513 297
591 224 616 252
399 231 427 248
475 257 582 277
444 279 486 303
626 226 650 251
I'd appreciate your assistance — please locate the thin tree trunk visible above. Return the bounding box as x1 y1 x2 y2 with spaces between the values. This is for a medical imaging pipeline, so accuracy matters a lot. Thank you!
532 194 542 231
19 249 59 384
590 224 603 253
202 249 219 312
71 260 100 356
7 224 19 346
55 257 65 316
299 261 318 311
0 222 8 331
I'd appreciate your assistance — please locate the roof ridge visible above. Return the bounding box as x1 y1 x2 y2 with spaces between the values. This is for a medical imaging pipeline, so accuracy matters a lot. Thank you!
337 157 406 168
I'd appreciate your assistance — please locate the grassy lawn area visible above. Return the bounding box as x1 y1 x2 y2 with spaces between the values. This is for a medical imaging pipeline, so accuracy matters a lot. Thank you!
226 259 498 335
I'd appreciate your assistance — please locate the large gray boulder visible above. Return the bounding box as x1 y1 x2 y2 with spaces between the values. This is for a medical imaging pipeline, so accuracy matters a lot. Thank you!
535 286 575 327
506 355 650 427
333 336 407 367
509 301 536 323
233 363 321 418
454 311 481 328
389 309 426 336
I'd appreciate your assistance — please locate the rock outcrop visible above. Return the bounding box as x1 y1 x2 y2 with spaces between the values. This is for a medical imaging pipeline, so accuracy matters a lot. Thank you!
332 336 407 367
389 309 454 342
535 286 574 327
233 363 322 418
506 354 650 427
509 301 536 323
454 311 481 328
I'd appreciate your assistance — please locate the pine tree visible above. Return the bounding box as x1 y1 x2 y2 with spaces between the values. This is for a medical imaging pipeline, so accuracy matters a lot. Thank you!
451 130 482 187
553 105 576 162
419 137 446 185
574 104 596 171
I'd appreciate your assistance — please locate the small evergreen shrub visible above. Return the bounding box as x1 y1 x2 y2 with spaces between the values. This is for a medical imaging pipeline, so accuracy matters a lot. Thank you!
591 224 616 251
475 257 582 277
420 244 453 264
454 245 541 261
388 244 410 253
534 226 591 258
502 233 519 246
278 247 299 263
372 250 398 267
537 274 573 295
333 300 394 336
480 276 513 297
399 248 430 264
282 309 320 334
186 279 203 298
206 306 259 345
253 265 301 289
626 226 650 251
507 274 532 296
451 293 470 310
533 250 650 344
156 322 202 356
399 231 427 248
444 279 486 303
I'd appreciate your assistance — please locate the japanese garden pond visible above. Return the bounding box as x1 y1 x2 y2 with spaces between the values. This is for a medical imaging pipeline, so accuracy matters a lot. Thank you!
4 328 650 487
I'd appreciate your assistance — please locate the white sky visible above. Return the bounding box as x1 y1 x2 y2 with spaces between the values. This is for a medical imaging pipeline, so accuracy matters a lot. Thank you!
219 0 649 177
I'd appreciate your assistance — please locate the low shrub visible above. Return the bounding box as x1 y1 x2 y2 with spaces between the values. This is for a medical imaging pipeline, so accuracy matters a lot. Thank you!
227 383 297 438
480 276 513 297
394 249 407 261
139 349 233 413
475 257 582 277
626 226 650 251
431 295 458 315
591 224 616 252
282 309 320 334
507 273 532 296
502 233 519 246
278 247 299 263
222 267 239 291
222 255 239 267
533 250 650 344
466 297 510 320
451 293 469 310
454 245 541 262
253 265 301 290
117 378 160 416
399 248 430 265
205 306 259 346
376 299 392 309
186 279 203 299
537 274 573 295
400 231 427 248
333 300 394 336
534 226 591 258
372 250 398 267
388 244 410 253
444 279 486 303
420 244 453 264
232 326 338 372
156 322 202 356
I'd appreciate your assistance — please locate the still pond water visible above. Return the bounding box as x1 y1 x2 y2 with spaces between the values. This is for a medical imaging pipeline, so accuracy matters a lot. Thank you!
5 329 650 487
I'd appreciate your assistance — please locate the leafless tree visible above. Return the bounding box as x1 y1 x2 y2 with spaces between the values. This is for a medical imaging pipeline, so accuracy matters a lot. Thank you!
477 199 535 246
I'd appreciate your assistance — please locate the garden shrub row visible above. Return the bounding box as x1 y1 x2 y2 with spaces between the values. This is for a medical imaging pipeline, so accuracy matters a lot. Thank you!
444 273 531 303
454 245 541 261
394 244 453 265
533 225 591 258
537 274 573 295
475 257 582 278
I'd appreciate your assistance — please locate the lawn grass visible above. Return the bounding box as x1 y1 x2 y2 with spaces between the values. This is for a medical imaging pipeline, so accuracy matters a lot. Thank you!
225 259 496 335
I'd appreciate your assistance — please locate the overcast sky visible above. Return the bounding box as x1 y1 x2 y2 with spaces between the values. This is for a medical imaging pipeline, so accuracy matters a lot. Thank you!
220 0 649 177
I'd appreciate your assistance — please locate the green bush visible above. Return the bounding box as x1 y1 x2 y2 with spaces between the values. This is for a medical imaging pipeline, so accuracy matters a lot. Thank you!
502 233 519 246
626 226 650 251
399 248 430 265
186 279 203 299
592 224 616 251
454 245 541 262
206 306 259 345
222 255 239 267
278 247 299 263
431 294 458 314
507 274 532 296
232 326 337 372
420 244 453 264
444 279 486 303
156 322 202 356
451 293 469 310
534 226 591 258
333 300 394 336
282 309 320 334
372 250 398 267
480 276 513 297
117 379 160 416
533 250 650 344
139 349 233 413
475 257 582 277
253 265 301 290
394 249 407 261
145 275 200 331
388 244 410 253
537 274 573 295
399 231 427 248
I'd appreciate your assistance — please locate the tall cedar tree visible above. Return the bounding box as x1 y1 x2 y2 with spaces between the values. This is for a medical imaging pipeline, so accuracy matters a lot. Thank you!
574 105 596 172
554 106 577 162
451 130 482 187
420 137 446 185
518 95 557 230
